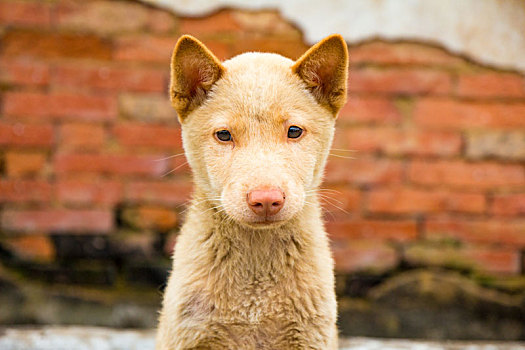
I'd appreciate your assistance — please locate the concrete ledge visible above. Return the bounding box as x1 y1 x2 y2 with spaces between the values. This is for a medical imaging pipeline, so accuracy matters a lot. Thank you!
1 327 524 350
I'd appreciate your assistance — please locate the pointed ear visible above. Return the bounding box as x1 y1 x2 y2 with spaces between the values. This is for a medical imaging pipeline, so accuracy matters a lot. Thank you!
292 34 349 114
170 35 225 120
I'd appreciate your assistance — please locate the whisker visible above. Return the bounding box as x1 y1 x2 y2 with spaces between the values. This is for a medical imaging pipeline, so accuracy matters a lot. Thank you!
161 161 189 178
328 153 356 159
320 198 349 214
330 148 358 153
155 153 186 162
317 194 346 206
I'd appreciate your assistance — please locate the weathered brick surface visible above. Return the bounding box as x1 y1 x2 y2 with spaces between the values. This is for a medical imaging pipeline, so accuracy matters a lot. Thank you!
348 42 467 67
327 219 418 242
345 128 462 156
53 65 167 93
0 180 52 203
1 209 113 233
125 181 192 206
332 239 399 273
113 124 182 150
414 100 525 130
56 0 176 35
0 1 52 27
0 0 524 282
3 92 117 121
59 123 106 151
54 154 167 177
2 30 112 60
0 123 54 147
5 151 47 178
119 93 177 122
121 205 178 232
325 158 404 185
457 73 525 98
408 160 525 189
425 218 525 247
0 59 50 86
57 180 123 206
466 131 525 161
404 243 520 274
367 187 486 214
349 68 453 95
1 235 55 262
491 193 525 217
338 96 402 124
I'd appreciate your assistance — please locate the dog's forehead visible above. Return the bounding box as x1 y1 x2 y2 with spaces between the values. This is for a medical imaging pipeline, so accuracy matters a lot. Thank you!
211 53 310 122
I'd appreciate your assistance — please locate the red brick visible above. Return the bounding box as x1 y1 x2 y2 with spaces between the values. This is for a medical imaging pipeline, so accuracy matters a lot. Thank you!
2 235 55 262
331 239 399 273
0 59 49 86
3 92 117 121
56 0 176 35
324 158 404 185
126 181 192 206
368 187 485 214
0 180 52 203
408 160 525 189
179 10 242 35
346 127 462 156
0 123 54 147
425 218 525 247
114 36 176 63
465 247 520 275
57 180 123 206
348 68 452 95
113 124 182 150
404 243 520 275
338 96 401 124
457 73 525 98
326 219 418 242
466 130 525 161
231 10 300 37
121 205 177 232
1 209 113 233
348 42 465 67
414 99 525 130
119 93 177 122
5 151 47 178
491 193 525 216
54 154 167 177
59 123 106 151
0 1 52 27
53 65 166 93
2 30 111 60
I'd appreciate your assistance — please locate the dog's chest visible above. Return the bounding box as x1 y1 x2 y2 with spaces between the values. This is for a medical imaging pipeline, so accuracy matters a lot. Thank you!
200 234 312 323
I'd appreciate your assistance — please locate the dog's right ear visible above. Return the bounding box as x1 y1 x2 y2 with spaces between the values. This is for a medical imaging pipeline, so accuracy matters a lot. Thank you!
170 35 225 120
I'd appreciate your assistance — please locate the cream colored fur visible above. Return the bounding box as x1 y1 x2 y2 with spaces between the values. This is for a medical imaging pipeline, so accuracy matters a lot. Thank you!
157 34 348 350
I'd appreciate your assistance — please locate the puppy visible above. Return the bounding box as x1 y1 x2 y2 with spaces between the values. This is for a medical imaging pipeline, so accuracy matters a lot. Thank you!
156 34 348 349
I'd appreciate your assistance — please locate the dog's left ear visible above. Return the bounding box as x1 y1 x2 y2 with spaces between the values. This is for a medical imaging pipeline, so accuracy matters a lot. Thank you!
292 34 349 114
170 35 225 120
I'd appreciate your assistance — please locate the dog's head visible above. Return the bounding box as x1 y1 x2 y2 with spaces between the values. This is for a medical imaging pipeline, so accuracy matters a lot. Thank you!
170 35 348 228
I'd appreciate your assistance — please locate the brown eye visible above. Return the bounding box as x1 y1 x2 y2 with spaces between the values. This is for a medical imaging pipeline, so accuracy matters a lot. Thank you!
287 126 303 139
216 130 232 142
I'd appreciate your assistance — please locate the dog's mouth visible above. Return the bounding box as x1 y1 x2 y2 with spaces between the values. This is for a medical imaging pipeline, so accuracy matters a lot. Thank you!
240 218 287 229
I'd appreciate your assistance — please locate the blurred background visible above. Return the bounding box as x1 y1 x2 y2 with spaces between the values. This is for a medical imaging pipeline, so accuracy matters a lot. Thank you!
0 0 524 341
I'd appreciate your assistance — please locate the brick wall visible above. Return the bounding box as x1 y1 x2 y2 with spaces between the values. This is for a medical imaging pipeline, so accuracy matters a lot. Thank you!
0 0 524 295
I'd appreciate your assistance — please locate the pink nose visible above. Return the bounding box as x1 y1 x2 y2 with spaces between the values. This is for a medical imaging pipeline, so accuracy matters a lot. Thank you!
247 188 285 217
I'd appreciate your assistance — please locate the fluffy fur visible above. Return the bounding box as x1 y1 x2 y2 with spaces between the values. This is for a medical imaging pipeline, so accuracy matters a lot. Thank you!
157 34 349 350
